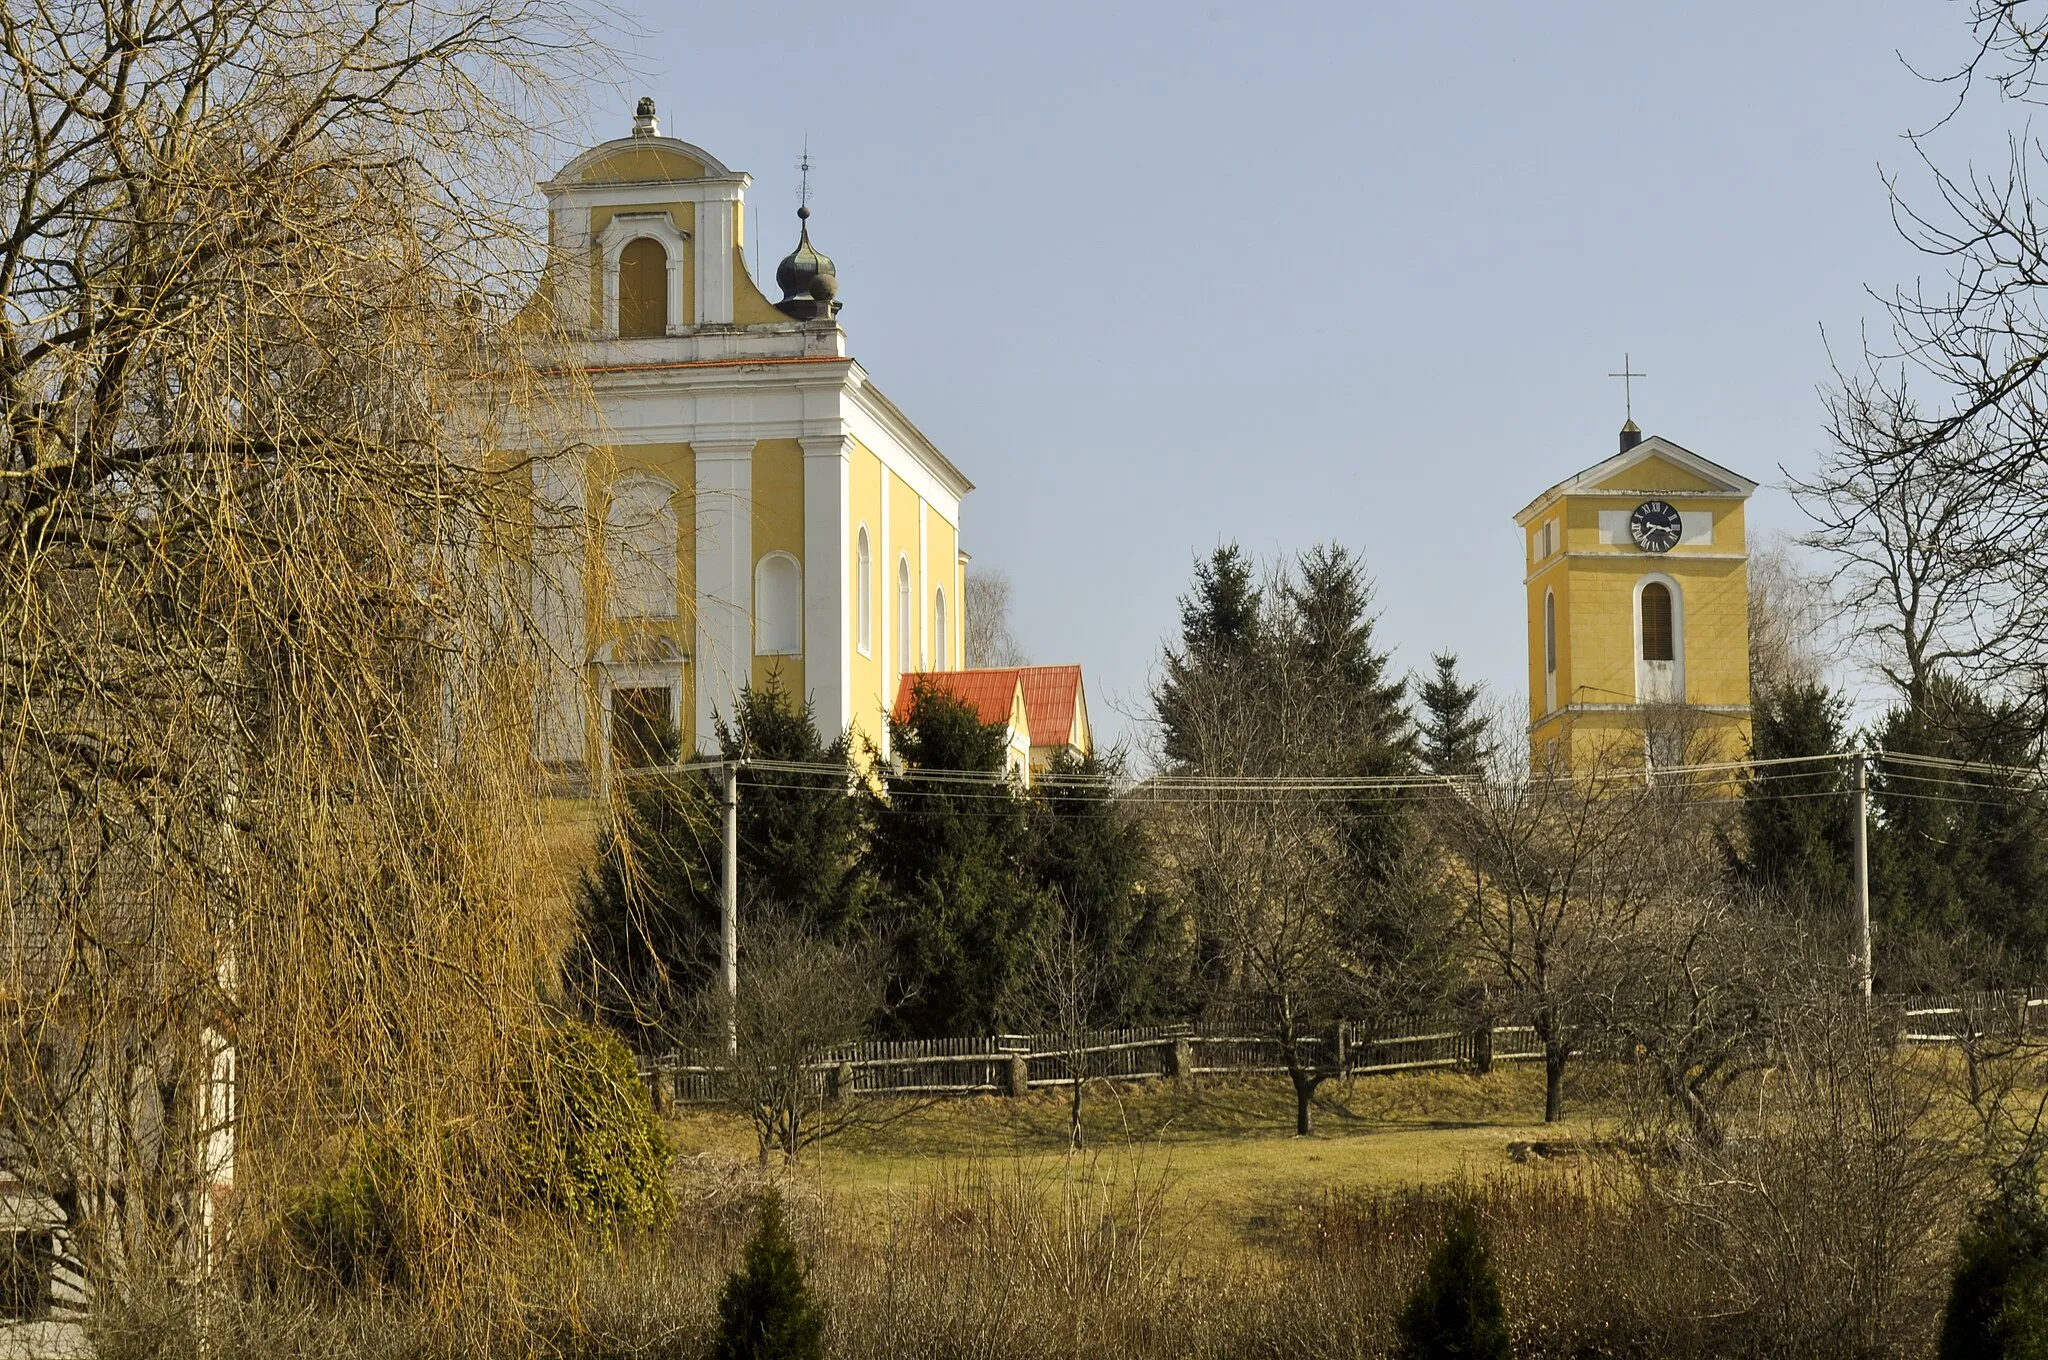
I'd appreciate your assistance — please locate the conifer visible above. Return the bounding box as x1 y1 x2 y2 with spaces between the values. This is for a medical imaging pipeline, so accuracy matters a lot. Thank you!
711 1192 825 1360
1417 652 1493 777
1394 1207 1513 1360
1941 1173 2048 1360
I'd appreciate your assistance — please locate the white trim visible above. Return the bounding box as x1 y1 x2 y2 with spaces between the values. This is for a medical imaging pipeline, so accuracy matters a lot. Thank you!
1542 587 1557 715
933 585 948 673
856 523 873 657
596 212 689 338
1633 572 1685 703
693 439 753 752
801 434 851 735
1515 434 1757 526
896 554 912 676
753 551 803 657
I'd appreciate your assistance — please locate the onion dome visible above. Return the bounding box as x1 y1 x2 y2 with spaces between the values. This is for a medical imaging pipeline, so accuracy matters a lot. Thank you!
773 206 841 320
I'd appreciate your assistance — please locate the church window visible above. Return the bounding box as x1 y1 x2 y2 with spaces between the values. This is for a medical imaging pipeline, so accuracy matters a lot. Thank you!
610 686 674 768
618 237 668 338
897 557 912 673
605 475 677 620
856 527 873 655
1543 591 1556 674
933 587 948 670
1641 582 1675 662
755 552 802 656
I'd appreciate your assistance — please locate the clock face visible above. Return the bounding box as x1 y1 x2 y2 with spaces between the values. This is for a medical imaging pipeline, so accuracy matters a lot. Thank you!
1629 499 1683 553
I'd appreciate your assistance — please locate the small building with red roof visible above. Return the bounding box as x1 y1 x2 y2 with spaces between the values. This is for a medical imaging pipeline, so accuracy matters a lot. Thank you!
891 664 1091 787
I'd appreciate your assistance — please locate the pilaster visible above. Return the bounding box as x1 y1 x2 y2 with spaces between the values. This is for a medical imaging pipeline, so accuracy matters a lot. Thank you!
694 439 754 749
803 434 853 739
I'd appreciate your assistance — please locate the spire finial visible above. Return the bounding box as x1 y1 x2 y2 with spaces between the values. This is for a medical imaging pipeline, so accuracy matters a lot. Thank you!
797 138 813 219
631 96 658 138
1608 351 1647 422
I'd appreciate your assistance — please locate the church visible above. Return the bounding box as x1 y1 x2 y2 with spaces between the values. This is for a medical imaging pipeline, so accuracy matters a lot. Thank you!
1516 421 1757 772
526 102 1007 774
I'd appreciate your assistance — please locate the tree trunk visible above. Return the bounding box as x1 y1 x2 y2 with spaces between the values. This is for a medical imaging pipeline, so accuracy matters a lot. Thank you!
1289 1065 1317 1136
1544 1045 1567 1123
1069 1075 1084 1151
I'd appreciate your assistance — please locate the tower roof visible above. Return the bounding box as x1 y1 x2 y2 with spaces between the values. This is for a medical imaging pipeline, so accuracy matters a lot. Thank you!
1513 435 1757 526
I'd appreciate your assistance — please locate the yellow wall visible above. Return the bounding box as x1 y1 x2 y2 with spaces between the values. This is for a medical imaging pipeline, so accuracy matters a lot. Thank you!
586 202 695 332
572 145 707 184
1524 480 1752 770
751 438 805 699
846 441 887 753
888 470 921 674
927 512 959 670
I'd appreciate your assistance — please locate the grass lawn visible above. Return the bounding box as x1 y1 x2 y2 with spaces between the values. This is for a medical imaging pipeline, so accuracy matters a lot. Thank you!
663 1064 1620 1254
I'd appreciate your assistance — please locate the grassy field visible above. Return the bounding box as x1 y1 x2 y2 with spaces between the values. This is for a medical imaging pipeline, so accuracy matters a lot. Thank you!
663 1065 1619 1255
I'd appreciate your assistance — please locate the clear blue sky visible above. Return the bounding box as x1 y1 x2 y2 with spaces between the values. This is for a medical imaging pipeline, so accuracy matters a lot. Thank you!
579 1 1996 749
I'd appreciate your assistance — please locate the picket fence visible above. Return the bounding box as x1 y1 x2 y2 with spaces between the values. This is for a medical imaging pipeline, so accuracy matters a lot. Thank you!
638 1018 1544 1106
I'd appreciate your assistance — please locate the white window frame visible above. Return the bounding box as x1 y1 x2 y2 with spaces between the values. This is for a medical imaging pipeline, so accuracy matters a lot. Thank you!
753 551 804 657
597 212 688 338
1633 572 1685 703
933 586 948 671
897 556 913 675
856 525 873 657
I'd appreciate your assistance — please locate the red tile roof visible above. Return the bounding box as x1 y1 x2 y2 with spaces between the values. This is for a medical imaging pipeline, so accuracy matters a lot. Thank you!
892 670 1024 730
1014 665 1084 751
892 665 1087 752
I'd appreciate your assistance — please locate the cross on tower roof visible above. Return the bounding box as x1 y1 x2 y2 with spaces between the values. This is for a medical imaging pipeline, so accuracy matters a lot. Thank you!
1608 352 1647 422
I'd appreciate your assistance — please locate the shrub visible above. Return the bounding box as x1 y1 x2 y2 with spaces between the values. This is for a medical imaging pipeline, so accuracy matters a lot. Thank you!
513 1018 673 1232
1941 1173 2048 1360
1395 1205 1512 1360
278 1144 411 1292
710 1192 824 1360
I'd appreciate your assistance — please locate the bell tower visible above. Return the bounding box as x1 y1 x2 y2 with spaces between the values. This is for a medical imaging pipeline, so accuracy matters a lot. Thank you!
1515 424 1758 772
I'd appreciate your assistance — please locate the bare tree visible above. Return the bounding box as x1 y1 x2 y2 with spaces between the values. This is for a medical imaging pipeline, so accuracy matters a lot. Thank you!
1012 894 1110 1151
0 0 599 1316
716 920 894 1166
1746 538 1838 702
965 567 1027 668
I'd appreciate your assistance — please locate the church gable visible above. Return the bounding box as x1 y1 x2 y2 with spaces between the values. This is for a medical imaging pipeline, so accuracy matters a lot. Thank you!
1589 455 1725 494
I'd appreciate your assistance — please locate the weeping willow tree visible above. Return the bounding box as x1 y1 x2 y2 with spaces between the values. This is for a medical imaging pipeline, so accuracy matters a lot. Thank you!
0 0 608 1328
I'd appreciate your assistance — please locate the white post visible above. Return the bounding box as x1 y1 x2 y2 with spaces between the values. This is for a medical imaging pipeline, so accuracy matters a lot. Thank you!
1853 750 1872 1001
721 761 739 1056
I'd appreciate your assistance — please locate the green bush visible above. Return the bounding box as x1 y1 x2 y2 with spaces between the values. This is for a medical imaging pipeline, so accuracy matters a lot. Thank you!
279 1145 410 1292
513 1018 673 1232
1395 1205 1513 1360
1941 1173 2048 1360
711 1192 824 1360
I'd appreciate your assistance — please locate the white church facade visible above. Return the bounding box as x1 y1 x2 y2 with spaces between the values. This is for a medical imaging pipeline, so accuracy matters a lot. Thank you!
527 101 972 771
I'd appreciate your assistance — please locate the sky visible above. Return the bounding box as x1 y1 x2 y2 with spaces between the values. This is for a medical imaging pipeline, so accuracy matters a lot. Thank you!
575 0 2006 750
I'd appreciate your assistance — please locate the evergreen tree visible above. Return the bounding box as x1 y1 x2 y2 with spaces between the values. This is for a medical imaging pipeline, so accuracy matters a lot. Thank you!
1021 749 1187 1024
864 681 1039 1035
1394 1207 1513 1360
1736 681 1853 907
1281 544 1411 767
574 679 866 1037
711 1192 825 1360
1153 543 1264 770
1417 652 1493 777
1870 673 2048 973
1941 1173 2048 1360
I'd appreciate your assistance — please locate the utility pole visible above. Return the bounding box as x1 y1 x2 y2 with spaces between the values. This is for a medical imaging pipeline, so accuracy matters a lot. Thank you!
721 761 739 1055
1852 749 1872 1001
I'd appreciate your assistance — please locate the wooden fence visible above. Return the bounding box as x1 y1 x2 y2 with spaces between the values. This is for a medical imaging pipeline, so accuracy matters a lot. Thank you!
640 1017 1544 1106
637 990 2048 1107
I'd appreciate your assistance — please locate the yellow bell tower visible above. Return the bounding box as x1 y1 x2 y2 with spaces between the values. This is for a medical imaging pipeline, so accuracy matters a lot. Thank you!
1516 423 1757 772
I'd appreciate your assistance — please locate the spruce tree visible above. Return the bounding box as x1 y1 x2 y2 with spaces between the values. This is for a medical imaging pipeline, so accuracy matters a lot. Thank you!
1417 652 1492 777
1736 680 1853 907
1394 1207 1513 1360
711 1192 825 1360
1941 1173 2048 1360
574 678 867 1036
1153 542 1264 770
864 681 1037 1035
1022 749 1187 1023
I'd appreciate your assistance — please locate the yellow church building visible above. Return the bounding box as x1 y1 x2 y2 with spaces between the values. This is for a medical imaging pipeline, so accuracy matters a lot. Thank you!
1516 423 1757 772
526 101 973 774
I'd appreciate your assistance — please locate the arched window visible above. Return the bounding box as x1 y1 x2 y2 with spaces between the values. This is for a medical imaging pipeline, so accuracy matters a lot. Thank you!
897 557 913 673
1641 582 1674 662
754 553 802 656
856 527 873 655
1543 591 1556 674
618 237 668 338
605 475 677 620
933 587 948 671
